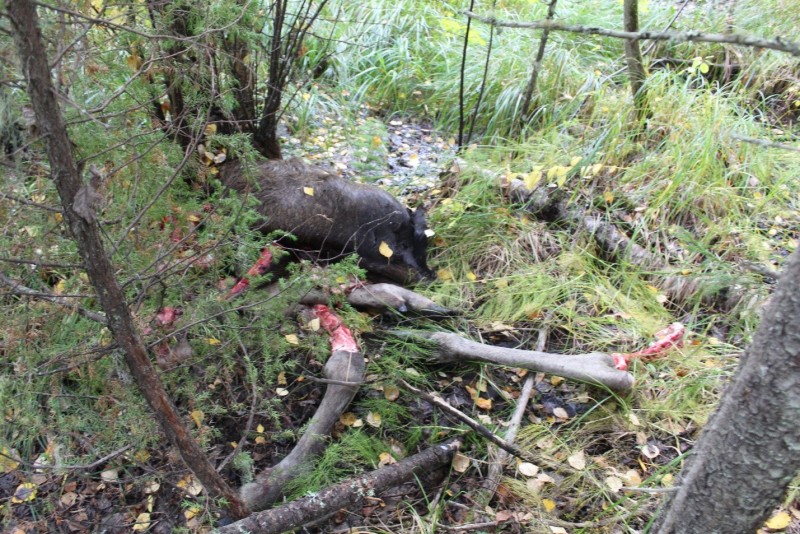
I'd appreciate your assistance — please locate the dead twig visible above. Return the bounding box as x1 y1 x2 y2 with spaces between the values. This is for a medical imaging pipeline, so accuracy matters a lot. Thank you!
464 11 800 57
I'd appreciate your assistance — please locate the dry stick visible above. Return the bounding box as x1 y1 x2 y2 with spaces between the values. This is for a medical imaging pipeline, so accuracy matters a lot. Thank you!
730 133 800 153
400 380 564 473
465 0 497 145
7 0 248 518
463 11 800 57
518 0 557 129
219 439 463 534
623 0 649 121
478 326 548 506
0 445 131 472
0 271 108 324
457 0 477 148
507 179 757 312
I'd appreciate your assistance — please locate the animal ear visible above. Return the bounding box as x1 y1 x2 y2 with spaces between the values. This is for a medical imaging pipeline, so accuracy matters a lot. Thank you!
410 206 427 233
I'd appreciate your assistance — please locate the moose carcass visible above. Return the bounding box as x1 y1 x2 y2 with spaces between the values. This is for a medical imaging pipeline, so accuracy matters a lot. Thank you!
219 158 432 282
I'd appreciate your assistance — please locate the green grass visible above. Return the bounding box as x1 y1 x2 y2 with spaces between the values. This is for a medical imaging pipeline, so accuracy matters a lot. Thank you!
3 0 800 530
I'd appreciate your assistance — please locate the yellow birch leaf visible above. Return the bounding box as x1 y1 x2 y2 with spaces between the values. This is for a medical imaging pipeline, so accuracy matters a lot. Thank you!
437 268 453 280
277 373 287 386
132 512 151 531
379 241 394 258
0 447 20 473
285 334 299 345
204 124 217 135
378 452 397 467
604 191 614 203
384 384 400 401
474 396 492 410
452 452 470 473
339 412 358 426
303 186 314 196
366 412 382 428
256 424 265 433
764 511 791 530
371 136 382 148
542 498 556 512
126 54 142 71
207 337 221 346
466 271 477 281
11 482 37 504
524 170 542 190
190 410 204 428
567 450 586 470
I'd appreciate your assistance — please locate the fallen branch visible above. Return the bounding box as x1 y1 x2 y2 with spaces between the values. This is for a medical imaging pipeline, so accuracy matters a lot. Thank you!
402 331 634 392
508 178 761 311
730 133 800 153
464 11 800 57
478 326 547 506
221 439 462 534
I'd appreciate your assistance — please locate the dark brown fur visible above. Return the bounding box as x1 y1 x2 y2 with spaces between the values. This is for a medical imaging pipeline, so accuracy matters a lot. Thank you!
219 158 432 282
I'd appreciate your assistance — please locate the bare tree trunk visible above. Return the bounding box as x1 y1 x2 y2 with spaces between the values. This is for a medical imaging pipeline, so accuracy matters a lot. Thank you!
623 0 649 121
7 0 248 519
652 247 800 533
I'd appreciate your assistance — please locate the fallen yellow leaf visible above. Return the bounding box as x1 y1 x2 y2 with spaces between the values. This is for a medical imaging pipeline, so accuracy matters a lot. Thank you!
379 241 394 258
190 410 204 428
384 384 400 401
132 512 151 531
764 511 791 530
303 186 314 196
542 498 556 513
366 412 382 428
11 482 37 504
452 452 470 473
437 268 453 280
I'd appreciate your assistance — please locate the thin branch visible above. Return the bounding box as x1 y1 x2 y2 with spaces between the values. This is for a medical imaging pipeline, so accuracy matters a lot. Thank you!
0 271 107 324
0 444 131 471
400 380 547 468
464 11 800 57
465 0 496 145
0 190 62 212
518 0 557 128
730 133 800 152
457 0 477 149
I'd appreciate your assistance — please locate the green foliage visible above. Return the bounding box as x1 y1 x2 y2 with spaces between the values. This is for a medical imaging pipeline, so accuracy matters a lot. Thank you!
283 429 386 498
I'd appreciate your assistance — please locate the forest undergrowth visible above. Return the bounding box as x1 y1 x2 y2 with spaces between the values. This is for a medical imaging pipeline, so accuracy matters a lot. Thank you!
1 0 799 532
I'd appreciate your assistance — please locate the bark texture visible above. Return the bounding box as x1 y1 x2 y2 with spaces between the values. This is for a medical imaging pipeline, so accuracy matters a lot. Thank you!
623 0 649 120
7 0 247 518
653 247 800 533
